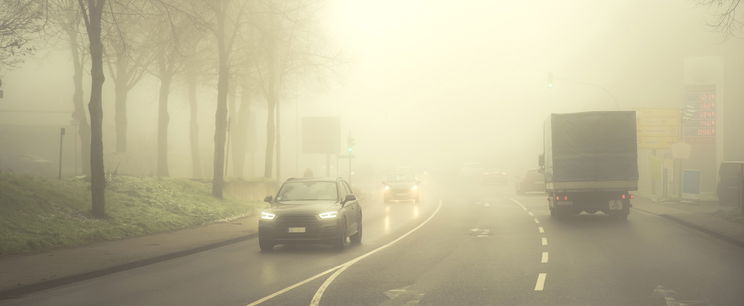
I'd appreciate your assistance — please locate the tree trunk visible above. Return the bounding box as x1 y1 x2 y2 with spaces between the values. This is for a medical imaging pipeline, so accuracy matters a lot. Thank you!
114 71 128 153
186 73 201 178
213 60 229 198
156 73 172 177
232 89 250 178
264 97 276 179
275 93 281 180
226 82 237 177
212 1 229 198
68 27 91 176
82 0 107 218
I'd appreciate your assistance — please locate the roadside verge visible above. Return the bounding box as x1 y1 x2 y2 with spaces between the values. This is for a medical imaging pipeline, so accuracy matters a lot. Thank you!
0 216 258 300
632 197 744 248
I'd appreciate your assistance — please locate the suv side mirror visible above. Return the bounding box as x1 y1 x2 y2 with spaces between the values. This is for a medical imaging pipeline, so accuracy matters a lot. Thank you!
263 195 273 203
344 194 356 203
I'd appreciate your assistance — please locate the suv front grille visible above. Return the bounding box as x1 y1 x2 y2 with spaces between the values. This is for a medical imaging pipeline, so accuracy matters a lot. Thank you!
277 215 318 225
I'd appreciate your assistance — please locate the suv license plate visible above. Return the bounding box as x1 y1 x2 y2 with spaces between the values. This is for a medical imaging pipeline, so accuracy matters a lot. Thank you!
288 227 306 233
609 200 623 210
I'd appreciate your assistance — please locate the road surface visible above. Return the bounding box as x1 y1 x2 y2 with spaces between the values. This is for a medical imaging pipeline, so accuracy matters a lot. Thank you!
3 182 744 306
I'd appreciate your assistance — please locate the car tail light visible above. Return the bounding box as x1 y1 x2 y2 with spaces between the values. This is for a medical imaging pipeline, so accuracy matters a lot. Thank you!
563 195 568 201
621 194 627 199
555 196 560 201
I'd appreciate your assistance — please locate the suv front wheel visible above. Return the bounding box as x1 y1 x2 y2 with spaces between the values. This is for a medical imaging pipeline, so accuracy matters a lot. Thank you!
332 219 348 250
350 219 363 244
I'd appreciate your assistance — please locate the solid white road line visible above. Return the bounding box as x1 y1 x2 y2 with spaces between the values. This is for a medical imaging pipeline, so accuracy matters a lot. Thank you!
245 200 443 306
541 252 549 263
538 226 545 234
534 273 547 291
541 237 548 246
510 198 528 210
309 201 443 306
527 211 534 217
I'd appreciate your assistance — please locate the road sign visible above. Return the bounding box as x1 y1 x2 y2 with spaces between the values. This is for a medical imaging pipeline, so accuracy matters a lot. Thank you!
636 108 680 149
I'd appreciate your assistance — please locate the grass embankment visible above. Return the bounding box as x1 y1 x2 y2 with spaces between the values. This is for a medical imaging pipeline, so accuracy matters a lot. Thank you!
0 173 257 255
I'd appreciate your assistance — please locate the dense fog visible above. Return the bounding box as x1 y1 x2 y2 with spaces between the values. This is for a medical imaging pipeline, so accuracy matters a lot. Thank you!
1 0 742 185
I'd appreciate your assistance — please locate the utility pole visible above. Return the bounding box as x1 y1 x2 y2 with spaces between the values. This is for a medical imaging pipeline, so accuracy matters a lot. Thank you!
58 128 65 180
346 135 355 185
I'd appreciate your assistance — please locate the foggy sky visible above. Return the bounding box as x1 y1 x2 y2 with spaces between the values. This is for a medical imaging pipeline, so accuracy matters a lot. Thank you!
1 0 742 180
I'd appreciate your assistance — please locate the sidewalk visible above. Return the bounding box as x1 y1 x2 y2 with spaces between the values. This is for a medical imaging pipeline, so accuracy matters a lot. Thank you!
0 216 259 299
632 197 744 247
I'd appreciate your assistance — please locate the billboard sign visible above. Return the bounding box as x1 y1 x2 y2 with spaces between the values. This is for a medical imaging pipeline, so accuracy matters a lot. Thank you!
636 108 680 149
683 85 716 143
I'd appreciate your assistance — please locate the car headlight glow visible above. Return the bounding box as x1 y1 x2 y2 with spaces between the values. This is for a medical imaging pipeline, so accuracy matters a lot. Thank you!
260 211 276 220
384 185 390 191
319 211 338 219
411 185 419 191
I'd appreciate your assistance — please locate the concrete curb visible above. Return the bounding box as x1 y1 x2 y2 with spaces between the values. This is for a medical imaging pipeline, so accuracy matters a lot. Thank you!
633 207 744 248
0 232 258 300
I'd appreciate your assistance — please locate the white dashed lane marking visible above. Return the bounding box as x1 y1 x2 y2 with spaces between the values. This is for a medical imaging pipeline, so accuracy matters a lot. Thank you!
510 198 551 293
534 273 547 291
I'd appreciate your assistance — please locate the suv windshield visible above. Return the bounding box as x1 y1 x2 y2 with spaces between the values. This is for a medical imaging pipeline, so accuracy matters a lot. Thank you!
276 181 338 202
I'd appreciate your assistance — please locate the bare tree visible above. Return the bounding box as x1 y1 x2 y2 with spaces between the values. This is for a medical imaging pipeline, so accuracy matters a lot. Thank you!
253 0 338 179
0 0 45 68
78 0 106 218
701 0 744 35
104 0 156 153
149 3 194 177
163 0 248 197
180 28 213 179
49 0 92 176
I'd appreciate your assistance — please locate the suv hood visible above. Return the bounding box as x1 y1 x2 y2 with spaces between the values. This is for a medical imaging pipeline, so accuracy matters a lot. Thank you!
269 201 340 214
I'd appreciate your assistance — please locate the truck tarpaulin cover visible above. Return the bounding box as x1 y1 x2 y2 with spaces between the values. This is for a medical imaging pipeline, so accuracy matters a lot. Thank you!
545 111 639 183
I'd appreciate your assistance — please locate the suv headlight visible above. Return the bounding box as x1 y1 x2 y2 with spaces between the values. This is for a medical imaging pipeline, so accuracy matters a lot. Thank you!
319 211 338 219
261 211 276 220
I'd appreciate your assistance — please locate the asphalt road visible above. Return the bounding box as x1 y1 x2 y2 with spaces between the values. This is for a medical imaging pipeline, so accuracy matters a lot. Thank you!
3 183 744 306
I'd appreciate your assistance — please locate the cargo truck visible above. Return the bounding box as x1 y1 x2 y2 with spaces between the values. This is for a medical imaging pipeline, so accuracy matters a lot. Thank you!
539 111 638 220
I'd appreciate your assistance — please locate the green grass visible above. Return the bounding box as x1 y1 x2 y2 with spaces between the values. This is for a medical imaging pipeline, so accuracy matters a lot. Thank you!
0 173 257 255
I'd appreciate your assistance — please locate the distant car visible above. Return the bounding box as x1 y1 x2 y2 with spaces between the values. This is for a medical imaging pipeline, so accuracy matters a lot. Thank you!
516 169 545 195
383 173 421 203
717 161 744 208
482 170 508 185
258 177 363 252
